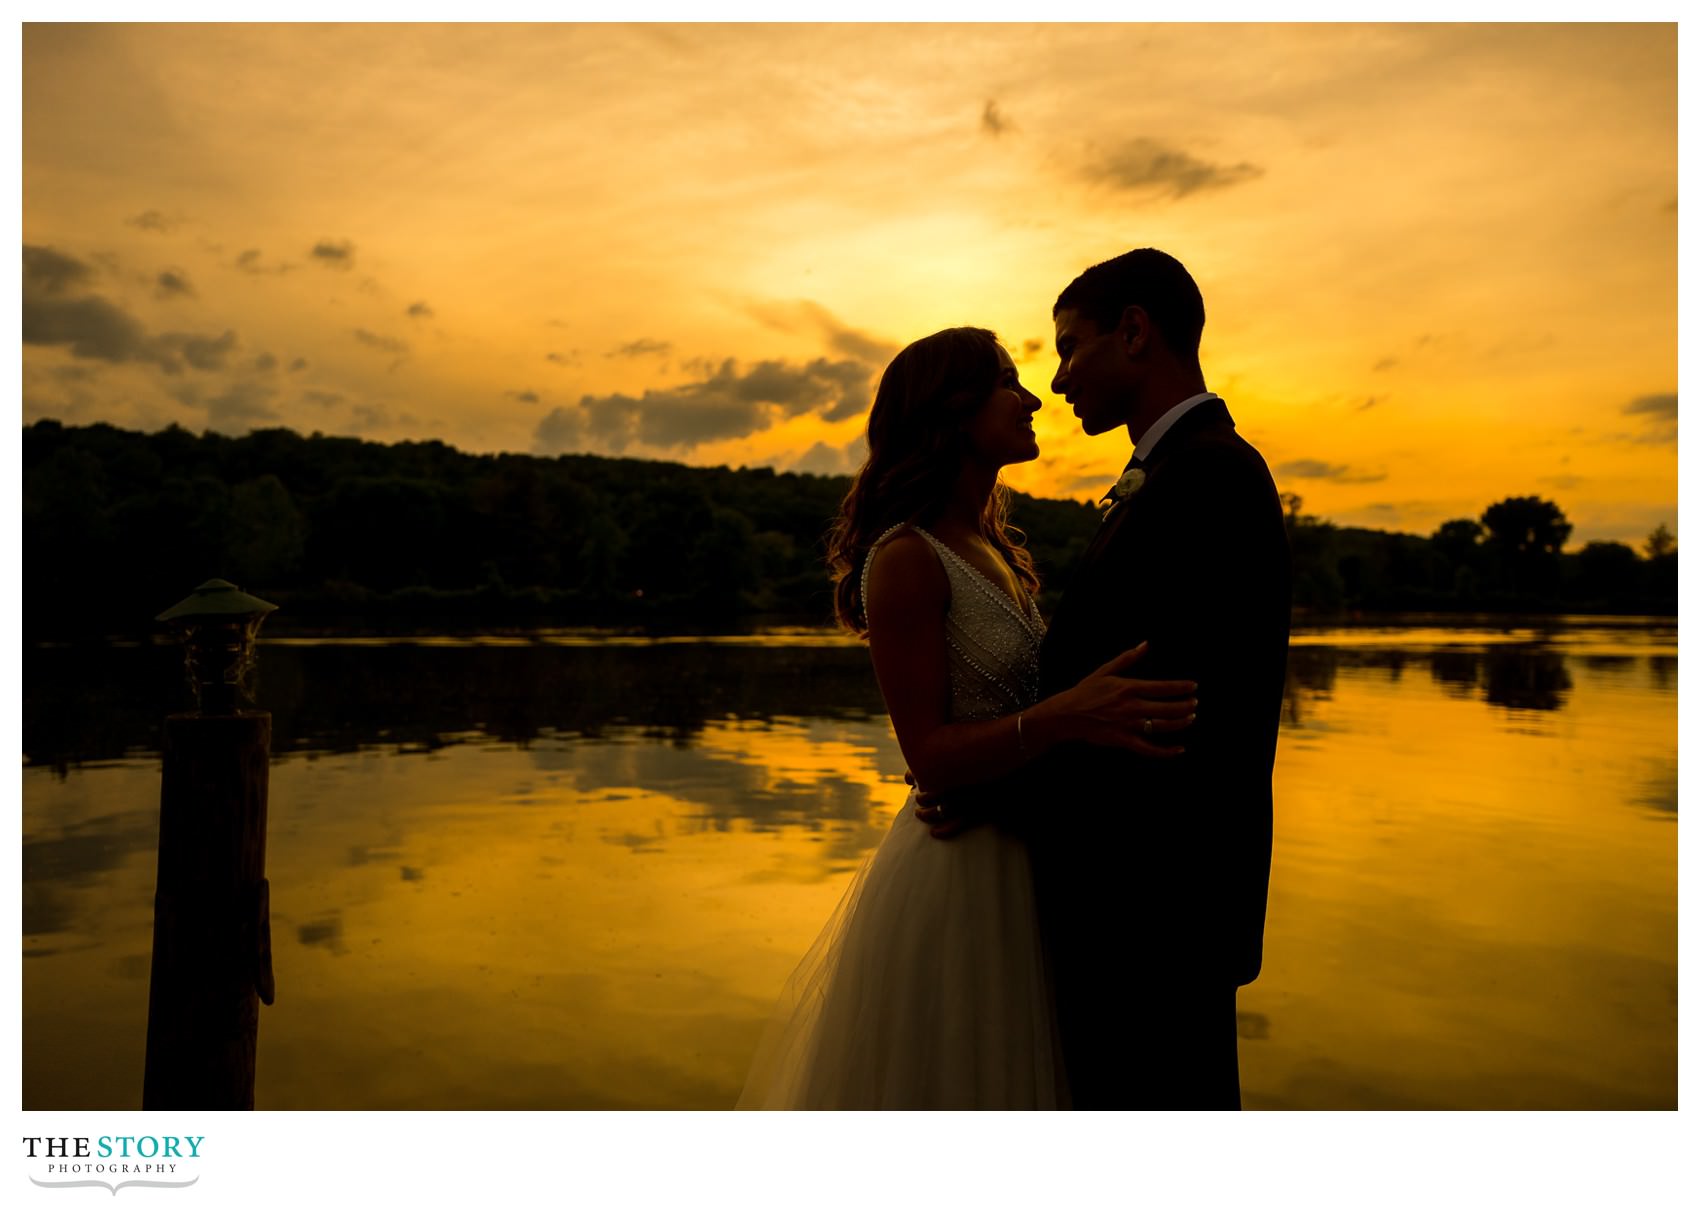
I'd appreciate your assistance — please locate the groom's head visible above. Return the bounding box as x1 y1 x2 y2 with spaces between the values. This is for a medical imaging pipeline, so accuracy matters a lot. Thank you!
1051 249 1205 437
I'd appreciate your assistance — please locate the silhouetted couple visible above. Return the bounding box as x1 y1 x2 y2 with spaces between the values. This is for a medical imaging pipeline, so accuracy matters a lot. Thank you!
738 249 1292 1110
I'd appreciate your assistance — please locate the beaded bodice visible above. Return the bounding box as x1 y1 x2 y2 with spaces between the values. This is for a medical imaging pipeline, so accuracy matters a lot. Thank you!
862 525 1045 722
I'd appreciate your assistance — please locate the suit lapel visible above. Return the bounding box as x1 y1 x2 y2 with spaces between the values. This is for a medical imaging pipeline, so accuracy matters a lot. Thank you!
1041 399 1238 680
1078 401 1233 564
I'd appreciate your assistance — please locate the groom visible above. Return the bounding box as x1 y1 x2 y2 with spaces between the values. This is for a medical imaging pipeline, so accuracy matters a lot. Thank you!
925 249 1291 1109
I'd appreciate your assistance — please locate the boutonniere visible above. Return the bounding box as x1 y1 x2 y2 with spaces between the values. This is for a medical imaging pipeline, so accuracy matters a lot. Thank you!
1097 467 1147 518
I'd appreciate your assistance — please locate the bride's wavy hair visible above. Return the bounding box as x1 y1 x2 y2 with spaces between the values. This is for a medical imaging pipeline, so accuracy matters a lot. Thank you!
827 326 1040 635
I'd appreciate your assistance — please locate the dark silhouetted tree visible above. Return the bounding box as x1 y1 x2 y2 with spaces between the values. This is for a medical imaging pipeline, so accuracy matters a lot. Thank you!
1281 493 1344 609
1431 518 1484 598
1481 496 1571 597
1571 541 1641 604
229 474 307 586
1641 523 1677 602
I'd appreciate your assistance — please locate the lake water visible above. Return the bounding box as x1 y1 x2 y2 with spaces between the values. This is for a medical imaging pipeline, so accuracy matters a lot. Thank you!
21 618 1677 1110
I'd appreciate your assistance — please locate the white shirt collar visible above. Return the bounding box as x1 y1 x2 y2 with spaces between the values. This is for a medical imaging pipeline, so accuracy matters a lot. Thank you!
1132 391 1220 462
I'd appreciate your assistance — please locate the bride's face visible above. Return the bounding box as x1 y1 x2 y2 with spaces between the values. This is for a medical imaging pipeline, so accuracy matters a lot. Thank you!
963 346 1041 468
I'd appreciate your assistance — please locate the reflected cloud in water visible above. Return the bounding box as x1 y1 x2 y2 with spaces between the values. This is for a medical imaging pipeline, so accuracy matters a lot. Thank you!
1632 760 1678 818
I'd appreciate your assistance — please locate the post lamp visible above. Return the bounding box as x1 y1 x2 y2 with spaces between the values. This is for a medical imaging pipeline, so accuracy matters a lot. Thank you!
156 578 279 714
144 578 278 1110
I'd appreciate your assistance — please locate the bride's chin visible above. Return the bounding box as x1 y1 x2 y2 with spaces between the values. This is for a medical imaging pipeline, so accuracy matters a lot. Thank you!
991 441 1040 470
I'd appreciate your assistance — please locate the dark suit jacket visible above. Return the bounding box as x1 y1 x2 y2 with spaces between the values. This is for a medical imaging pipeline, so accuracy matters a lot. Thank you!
1029 398 1291 993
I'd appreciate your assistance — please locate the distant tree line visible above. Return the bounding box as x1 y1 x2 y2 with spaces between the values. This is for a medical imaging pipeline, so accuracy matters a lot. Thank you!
1282 492 1676 616
21 420 1676 640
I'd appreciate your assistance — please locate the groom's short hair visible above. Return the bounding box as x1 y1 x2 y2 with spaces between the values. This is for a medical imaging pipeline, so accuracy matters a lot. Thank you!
1055 248 1205 361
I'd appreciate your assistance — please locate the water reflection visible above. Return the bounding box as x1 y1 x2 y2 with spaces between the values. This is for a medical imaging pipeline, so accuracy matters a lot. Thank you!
26 630 1676 773
1284 645 1594 717
21 621 1677 1110
24 641 888 770
1632 760 1678 817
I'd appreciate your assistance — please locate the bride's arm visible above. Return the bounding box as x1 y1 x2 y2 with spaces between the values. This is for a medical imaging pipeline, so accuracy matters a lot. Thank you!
864 533 1197 794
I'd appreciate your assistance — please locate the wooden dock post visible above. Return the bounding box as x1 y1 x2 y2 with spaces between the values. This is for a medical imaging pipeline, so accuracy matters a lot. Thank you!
143 579 278 1110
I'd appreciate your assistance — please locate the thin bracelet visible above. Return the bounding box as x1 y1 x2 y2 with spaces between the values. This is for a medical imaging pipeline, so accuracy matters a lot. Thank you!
1016 711 1026 754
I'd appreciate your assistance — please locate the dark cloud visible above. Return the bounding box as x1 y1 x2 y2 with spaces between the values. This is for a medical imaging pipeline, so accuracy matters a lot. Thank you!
533 405 584 453
234 248 293 275
509 390 541 404
1619 393 1676 443
406 301 434 319
23 292 150 363
791 440 859 475
310 239 356 269
1275 459 1388 485
546 350 580 366
23 245 95 294
156 269 195 299
747 300 898 366
158 330 239 371
21 246 203 370
1062 468 1119 495
608 338 673 358
533 356 875 455
1373 356 1399 372
303 390 344 408
1623 393 1676 421
1538 474 1585 491
1356 396 1385 412
349 405 392 432
288 357 309 372
1087 137 1263 199
128 210 178 233
254 353 278 372
206 384 278 430
174 378 279 434
820 319 897 367
352 329 409 356
981 99 1013 137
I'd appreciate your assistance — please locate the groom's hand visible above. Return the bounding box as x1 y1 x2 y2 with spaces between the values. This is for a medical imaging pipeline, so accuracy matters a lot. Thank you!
907 771 998 839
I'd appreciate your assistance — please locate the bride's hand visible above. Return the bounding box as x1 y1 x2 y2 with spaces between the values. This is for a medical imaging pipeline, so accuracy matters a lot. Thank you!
1043 641 1197 757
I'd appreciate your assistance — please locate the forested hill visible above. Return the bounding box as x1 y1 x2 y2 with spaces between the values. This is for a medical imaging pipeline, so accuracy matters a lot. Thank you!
21 420 1676 640
22 419 1098 638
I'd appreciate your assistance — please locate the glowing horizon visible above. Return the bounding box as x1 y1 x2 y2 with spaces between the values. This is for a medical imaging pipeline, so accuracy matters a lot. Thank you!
21 23 1676 546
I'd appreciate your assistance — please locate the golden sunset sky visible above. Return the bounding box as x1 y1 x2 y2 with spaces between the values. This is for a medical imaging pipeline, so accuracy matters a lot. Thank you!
21 22 1677 545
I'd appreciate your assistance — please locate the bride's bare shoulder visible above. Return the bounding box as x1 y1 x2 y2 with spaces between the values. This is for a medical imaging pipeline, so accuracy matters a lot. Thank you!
864 527 948 627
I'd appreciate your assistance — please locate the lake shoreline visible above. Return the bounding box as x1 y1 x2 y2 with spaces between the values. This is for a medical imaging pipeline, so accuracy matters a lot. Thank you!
27 609 1681 650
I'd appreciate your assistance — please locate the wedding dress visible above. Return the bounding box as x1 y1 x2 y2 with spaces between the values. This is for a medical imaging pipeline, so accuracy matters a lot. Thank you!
736 525 1068 1109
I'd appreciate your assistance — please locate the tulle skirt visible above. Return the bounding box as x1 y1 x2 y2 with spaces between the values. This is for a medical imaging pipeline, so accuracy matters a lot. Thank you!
736 795 1069 1110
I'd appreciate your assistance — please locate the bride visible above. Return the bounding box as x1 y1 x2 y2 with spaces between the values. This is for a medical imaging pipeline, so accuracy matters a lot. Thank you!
736 326 1198 1110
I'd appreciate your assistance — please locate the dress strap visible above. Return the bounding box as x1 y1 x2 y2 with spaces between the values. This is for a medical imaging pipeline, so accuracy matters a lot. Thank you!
909 526 1043 642
859 523 918 621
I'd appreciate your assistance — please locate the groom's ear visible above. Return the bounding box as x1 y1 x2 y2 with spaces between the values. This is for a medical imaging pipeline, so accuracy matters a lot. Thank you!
1118 304 1152 357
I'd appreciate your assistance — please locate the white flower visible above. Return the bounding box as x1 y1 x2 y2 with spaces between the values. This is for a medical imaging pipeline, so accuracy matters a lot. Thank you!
1112 468 1146 499
1098 467 1147 517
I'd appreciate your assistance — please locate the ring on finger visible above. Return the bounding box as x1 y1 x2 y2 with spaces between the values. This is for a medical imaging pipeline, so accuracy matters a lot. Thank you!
1142 718 1154 736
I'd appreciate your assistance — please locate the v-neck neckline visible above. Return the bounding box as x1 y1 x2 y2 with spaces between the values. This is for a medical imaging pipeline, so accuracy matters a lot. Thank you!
912 526 1040 633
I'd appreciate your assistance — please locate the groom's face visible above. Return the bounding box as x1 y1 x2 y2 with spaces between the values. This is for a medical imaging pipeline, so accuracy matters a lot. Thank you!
1051 307 1135 436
